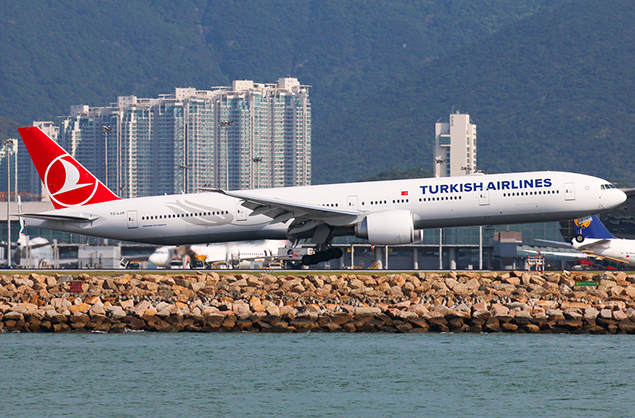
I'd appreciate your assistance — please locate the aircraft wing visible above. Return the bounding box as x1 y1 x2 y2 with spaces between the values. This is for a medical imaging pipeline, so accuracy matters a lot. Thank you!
535 238 572 247
18 212 99 222
527 248 629 266
212 189 363 227
524 249 588 258
26 241 53 250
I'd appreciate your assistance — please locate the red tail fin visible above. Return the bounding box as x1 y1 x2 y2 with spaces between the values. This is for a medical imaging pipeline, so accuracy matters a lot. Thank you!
18 126 120 209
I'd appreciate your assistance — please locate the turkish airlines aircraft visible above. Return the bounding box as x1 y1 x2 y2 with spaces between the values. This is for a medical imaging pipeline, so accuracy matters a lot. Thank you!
17 126 627 265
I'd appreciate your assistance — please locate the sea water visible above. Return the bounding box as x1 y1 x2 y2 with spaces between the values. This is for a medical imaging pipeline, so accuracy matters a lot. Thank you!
0 333 633 417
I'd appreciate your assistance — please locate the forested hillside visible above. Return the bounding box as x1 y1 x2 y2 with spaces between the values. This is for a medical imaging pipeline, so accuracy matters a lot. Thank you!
9 0 625 187
199 0 565 124
316 0 635 185
1 1 564 170
0 0 225 122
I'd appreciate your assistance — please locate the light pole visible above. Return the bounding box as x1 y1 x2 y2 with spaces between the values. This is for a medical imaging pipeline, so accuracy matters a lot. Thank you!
252 156 263 188
101 125 112 187
179 164 190 193
2 138 16 267
219 120 233 189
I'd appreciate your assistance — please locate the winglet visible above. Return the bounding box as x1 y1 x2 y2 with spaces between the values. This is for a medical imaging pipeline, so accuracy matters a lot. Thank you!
18 126 120 209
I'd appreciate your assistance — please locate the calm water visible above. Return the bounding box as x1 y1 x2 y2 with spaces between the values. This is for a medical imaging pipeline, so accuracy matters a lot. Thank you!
0 333 633 417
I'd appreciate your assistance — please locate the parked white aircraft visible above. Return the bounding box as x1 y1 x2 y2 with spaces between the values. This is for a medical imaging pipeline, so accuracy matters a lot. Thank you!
148 239 288 269
570 215 635 266
17 126 627 265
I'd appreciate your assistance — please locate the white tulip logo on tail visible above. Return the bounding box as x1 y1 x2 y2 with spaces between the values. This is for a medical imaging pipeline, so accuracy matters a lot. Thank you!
44 155 99 207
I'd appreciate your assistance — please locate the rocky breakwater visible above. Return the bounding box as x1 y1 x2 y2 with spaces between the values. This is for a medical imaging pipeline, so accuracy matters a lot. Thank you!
2 271 635 334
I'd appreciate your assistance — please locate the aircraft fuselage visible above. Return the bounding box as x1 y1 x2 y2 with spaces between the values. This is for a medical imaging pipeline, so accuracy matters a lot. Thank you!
25 171 626 245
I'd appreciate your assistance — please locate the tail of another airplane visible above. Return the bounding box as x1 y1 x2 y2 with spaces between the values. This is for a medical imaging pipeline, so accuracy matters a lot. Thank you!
17 126 120 209
574 215 616 241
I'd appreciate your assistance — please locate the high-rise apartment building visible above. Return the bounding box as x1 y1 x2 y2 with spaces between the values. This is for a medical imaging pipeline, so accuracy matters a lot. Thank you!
26 78 311 199
433 112 476 177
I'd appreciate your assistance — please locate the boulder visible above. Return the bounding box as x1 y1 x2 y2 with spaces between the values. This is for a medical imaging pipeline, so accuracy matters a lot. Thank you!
513 310 533 325
618 319 635 334
132 300 153 316
546 309 565 322
501 322 519 332
491 304 509 317
613 310 628 322
4 311 24 321
428 317 449 332
232 300 251 317
89 303 106 317
14 278 34 288
484 318 502 333
110 307 127 320
431 304 452 317
356 306 381 315
599 309 613 320
69 304 91 314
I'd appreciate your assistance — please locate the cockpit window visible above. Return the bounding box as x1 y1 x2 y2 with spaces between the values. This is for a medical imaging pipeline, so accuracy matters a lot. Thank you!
601 184 616 190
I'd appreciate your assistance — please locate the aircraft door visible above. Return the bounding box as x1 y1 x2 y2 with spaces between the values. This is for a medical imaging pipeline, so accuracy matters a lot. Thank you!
347 195 358 210
479 190 490 206
236 203 247 221
127 210 138 229
564 182 575 201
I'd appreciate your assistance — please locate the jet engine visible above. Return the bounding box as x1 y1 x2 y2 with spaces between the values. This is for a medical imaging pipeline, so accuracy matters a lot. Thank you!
355 210 421 245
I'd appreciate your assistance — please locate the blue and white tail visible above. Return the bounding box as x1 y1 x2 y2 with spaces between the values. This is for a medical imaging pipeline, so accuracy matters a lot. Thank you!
574 216 615 240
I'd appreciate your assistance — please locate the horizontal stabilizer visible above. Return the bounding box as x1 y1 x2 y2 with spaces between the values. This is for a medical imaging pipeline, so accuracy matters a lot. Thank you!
17 213 99 222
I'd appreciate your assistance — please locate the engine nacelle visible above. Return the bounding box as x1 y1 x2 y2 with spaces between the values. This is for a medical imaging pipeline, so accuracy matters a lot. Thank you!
355 210 421 245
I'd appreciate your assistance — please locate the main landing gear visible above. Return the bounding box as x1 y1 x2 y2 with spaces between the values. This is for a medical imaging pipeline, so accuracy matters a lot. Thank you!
302 246 343 266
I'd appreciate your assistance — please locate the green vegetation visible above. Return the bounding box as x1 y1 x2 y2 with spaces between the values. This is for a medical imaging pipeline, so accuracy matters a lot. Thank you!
317 0 635 185
7 0 631 190
361 168 433 182
0 116 19 141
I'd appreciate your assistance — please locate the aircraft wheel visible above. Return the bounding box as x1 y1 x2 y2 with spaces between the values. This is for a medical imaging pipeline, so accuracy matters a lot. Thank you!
302 254 314 265
317 251 331 262
575 234 585 243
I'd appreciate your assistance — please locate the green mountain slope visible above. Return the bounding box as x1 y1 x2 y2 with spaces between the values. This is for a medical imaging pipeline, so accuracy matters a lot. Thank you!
0 0 563 127
200 0 566 123
0 116 19 141
0 0 225 123
314 0 635 185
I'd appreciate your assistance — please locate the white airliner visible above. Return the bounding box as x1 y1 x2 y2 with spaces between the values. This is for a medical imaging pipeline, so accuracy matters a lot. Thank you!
543 215 635 267
17 126 627 265
148 239 288 269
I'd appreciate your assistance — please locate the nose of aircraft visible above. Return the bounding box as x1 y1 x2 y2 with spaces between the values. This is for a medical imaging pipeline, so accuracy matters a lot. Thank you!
612 189 628 208
149 252 171 268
